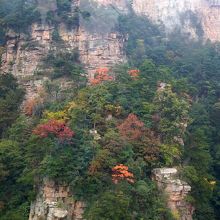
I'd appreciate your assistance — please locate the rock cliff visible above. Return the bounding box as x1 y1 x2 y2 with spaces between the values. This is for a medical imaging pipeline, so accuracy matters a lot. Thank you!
94 0 220 41
132 0 220 41
1 0 220 98
1 0 126 97
152 168 194 220
29 179 85 220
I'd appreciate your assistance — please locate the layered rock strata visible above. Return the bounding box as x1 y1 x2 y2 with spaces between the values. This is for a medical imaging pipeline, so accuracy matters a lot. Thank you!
29 179 85 220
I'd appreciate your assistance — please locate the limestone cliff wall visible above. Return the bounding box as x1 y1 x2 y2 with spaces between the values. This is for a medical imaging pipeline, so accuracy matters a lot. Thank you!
132 0 220 41
0 0 126 97
95 0 220 41
29 179 85 220
1 0 220 98
152 168 194 220
60 27 126 78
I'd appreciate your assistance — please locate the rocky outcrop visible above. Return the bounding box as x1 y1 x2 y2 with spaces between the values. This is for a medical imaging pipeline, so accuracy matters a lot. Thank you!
152 168 194 220
29 179 85 220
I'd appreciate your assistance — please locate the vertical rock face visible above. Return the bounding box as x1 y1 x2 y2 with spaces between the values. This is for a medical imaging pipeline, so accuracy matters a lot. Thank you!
29 179 85 220
132 0 220 41
2 0 220 97
0 0 126 97
201 6 220 41
1 24 52 77
58 25 126 78
76 31 126 78
1 24 54 98
152 168 194 220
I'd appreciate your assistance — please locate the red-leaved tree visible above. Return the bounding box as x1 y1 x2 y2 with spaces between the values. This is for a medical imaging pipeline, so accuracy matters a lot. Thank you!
117 113 144 140
112 164 134 184
90 67 113 85
33 119 74 140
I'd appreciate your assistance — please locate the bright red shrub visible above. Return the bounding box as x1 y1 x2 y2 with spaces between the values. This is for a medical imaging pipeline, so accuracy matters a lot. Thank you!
112 164 134 184
33 119 74 140
117 113 144 140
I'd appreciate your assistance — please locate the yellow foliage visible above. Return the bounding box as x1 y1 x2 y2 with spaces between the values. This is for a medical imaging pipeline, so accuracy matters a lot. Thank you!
64 101 77 113
172 210 180 220
209 181 216 185
43 110 69 122
204 178 216 185
105 104 122 116
41 101 78 123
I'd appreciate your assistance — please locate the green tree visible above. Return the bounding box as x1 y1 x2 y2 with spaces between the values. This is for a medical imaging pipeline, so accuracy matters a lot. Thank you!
0 73 24 137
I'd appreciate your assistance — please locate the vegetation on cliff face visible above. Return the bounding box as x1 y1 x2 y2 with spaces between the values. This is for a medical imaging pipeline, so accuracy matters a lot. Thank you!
0 0 40 45
0 1 220 220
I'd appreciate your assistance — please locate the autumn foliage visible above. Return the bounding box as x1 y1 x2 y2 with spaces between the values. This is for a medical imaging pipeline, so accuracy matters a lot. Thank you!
117 114 144 140
23 87 46 116
23 98 37 116
23 96 44 116
33 119 74 140
90 67 113 85
128 69 139 79
112 164 134 184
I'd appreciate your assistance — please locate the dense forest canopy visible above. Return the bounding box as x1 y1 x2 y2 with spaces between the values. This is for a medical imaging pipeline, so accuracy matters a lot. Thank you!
0 1 220 220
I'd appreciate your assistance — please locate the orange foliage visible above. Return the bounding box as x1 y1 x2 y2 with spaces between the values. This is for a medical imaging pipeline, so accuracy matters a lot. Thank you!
112 164 134 184
23 87 46 116
24 98 37 116
128 69 139 79
117 113 144 140
90 67 113 85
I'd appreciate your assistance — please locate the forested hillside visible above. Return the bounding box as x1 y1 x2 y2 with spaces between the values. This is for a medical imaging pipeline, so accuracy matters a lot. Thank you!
0 1 220 220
